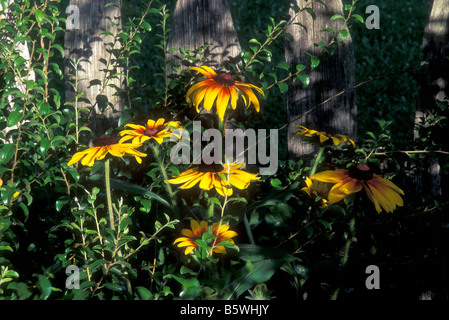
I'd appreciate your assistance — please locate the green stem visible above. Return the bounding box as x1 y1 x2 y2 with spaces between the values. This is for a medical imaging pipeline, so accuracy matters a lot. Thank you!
105 158 115 231
331 216 356 300
244 213 255 245
151 143 177 211
310 146 325 176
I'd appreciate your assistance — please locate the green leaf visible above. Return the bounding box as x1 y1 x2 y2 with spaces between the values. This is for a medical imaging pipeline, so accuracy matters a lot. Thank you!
38 102 50 116
275 61 290 71
0 245 13 252
297 73 310 88
35 10 45 23
37 275 52 300
141 21 151 32
109 179 171 208
0 144 15 165
296 64 306 72
104 283 124 292
230 260 285 299
307 54 320 69
56 196 70 212
52 44 65 58
7 282 32 299
180 266 197 276
270 178 282 189
277 82 288 94
139 199 152 213
7 110 22 127
135 286 153 300
352 14 364 23
13 56 26 69
339 29 349 39
330 14 345 21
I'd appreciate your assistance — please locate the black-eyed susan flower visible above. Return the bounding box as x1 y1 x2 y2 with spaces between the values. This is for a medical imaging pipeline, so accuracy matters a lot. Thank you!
166 163 260 197
293 126 355 147
118 118 182 145
67 135 146 167
186 65 264 121
173 220 238 255
302 177 331 207
310 163 404 213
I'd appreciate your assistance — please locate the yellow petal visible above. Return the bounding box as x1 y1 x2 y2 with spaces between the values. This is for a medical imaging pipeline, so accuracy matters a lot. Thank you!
237 85 260 112
189 66 217 78
80 147 104 167
310 169 349 183
184 245 196 255
203 85 221 111
229 86 238 110
328 178 361 203
216 87 231 121
199 172 214 191
67 148 91 166
155 118 166 127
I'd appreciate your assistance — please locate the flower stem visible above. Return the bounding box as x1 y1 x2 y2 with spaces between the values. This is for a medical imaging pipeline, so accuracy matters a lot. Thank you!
310 146 325 176
104 158 115 231
151 143 178 213
331 216 356 300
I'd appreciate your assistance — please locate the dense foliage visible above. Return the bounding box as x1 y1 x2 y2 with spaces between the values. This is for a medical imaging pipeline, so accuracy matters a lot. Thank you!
0 0 448 301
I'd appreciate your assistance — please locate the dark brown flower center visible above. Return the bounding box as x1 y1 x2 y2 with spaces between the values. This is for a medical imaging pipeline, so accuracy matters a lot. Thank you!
199 163 224 173
213 73 235 86
348 163 373 181
144 128 160 137
93 135 117 147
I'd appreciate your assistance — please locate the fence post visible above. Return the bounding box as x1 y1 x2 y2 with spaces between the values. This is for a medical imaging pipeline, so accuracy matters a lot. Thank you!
167 0 241 71
64 0 124 137
285 0 357 157
411 0 448 203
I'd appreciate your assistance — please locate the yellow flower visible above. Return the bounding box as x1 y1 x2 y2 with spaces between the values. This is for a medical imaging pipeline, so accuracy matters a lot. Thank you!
293 126 355 147
186 65 264 121
173 220 238 255
301 177 331 207
310 163 404 213
118 118 182 145
67 135 146 167
166 163 260 197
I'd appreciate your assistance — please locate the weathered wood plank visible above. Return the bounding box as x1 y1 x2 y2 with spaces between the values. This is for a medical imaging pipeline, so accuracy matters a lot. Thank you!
64 0 124 136
285 0 356 157
412 0 449 200
167 0 241 71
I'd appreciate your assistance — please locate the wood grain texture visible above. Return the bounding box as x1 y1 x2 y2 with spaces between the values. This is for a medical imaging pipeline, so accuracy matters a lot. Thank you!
412 0 449 200
167 0 241 71
285 0 356 157
64 0 124 135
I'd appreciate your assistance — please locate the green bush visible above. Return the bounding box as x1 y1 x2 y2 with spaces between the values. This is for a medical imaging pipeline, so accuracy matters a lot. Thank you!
0 0 447 301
